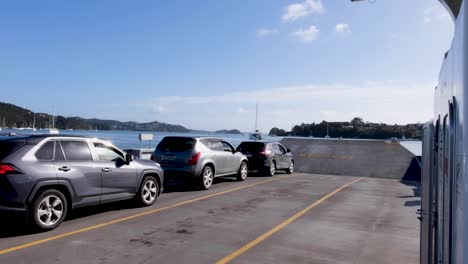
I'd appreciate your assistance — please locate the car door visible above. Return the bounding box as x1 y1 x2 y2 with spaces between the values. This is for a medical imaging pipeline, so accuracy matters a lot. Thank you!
208 139 228 175
272 143 286 169
91 141 137 202
277 144 290 169
56 139 102 207
33 140 62 183
221 141 238 174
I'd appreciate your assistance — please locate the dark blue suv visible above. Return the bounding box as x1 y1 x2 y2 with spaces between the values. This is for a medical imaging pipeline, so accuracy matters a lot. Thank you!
0 134 164 231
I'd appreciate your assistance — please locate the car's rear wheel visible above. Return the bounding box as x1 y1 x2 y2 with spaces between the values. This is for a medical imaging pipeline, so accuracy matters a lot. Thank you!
266 160 276 177
30 189 68 231
136 176 159 206
286 161 294 174
200 166 214 190
236 162 248 181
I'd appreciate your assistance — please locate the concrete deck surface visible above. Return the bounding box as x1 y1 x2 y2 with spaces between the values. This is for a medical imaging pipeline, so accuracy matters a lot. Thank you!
0 173 420 264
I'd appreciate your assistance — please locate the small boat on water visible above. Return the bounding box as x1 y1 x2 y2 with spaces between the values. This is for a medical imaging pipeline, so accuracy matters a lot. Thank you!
48 109 60 134
48 128 60 134
248 102 263 141
249 130 262 140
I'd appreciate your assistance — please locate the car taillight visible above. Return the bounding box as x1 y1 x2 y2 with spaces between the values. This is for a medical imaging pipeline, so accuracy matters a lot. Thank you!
259 149 272 156
187 152 201 165
0 164 16 175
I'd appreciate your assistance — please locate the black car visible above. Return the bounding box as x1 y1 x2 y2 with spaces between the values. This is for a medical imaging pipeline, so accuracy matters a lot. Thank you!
236 141 294 176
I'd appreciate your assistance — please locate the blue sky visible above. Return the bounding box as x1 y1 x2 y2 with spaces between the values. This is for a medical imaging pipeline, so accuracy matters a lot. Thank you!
0 0 454 131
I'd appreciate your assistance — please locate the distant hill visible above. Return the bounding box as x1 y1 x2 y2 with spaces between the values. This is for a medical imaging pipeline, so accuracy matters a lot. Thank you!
0 102 189 132
215 129 242 134
269 117 423 140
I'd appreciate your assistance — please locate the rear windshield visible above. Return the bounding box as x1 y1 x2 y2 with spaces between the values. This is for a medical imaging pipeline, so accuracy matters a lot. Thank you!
156 137 196 152
0 140 27 160
237 142 265 153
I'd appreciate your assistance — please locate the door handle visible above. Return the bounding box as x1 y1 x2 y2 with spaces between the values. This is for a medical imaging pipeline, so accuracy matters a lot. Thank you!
58 166 70 172
102 168 112 173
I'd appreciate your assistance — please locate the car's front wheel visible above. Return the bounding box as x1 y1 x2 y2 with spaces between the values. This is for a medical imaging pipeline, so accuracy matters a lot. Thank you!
236 161 248 181
137 176 159 206
30 189 68 231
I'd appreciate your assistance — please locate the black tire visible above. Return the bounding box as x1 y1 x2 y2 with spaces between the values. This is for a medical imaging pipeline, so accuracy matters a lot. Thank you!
29 189 68 231
286 160 294 174
136 176 159 206
266 160 276 177
199 166 214 190
236 161 248 181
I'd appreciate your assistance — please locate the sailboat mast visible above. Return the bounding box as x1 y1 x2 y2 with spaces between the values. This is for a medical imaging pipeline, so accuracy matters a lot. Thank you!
254 102 258 131
52 107 55 129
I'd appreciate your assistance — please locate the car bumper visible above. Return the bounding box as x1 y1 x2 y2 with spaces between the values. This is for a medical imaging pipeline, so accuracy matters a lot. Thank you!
161 167 198 178
247 159 270 171
0 204 27 213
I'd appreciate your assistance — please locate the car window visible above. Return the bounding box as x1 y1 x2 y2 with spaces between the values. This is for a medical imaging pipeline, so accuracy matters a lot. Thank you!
55 142 66 161
222 141 234 152
237 142 265 153
209 140 224 151
35 141 54 161
0 140 27 160
272 144 281 153
60 140 93 161
93 142 124 161
157 137 196 152
278 144 287 154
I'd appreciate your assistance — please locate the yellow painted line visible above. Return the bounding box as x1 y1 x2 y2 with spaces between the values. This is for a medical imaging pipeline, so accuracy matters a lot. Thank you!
216 177 364 264
0 177 287 255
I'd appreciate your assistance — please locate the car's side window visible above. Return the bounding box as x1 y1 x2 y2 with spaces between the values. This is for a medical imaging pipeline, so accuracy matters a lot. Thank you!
55 142 66 161
35 141 54 161
209 140 224 151
278 144 287 154
93 142 124 161
272 144 281 153
221 141 234 152
60 140 93 161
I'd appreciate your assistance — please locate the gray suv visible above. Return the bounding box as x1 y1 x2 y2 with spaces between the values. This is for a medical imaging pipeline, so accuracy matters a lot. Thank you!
0 135 164 231
152 137 249 190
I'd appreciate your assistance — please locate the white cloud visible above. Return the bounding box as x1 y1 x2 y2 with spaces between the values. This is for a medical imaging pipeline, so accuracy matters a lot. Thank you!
424 6 451 23
282 0 324 22
256 28 279 38
238 107 249 113
292 25 319 43
144 81 433 131
335 23 351 34
152 104 168 113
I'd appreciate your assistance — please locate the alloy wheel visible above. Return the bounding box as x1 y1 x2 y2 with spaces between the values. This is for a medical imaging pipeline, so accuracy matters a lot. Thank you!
36 195 64 227
142 180 158 203
203 167 214 188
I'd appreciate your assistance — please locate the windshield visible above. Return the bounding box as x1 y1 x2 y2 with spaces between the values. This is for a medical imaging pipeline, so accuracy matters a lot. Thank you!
156 137 196 152
237 142 265 153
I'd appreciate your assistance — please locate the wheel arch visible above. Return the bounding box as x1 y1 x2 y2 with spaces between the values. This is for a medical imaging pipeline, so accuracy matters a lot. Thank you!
138 169 163 193
27 181 74 209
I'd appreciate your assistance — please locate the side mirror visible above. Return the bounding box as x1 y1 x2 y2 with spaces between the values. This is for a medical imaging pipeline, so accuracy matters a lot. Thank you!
287 149 291 153
125 154 134 164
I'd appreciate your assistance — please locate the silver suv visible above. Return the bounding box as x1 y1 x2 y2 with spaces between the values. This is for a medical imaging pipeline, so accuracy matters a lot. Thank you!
152 137 249 190
0 135 164 231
